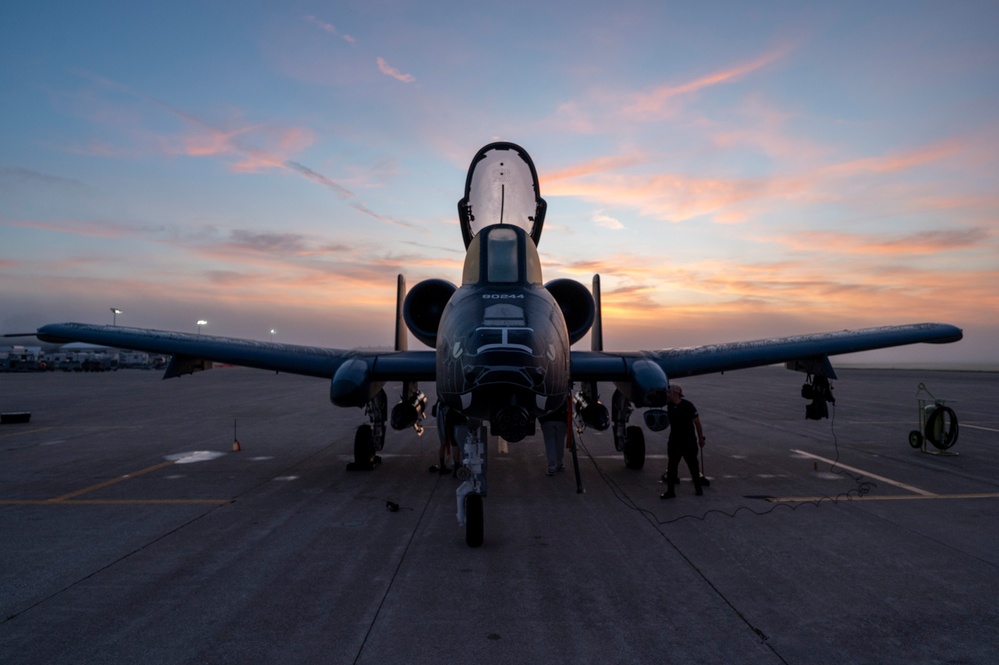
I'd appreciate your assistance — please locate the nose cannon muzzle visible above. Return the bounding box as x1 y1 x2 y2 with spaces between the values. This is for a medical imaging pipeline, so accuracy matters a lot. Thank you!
493 405 531 442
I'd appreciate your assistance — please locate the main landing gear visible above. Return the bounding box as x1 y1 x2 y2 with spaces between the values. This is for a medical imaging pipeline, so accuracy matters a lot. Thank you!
612 389 646 470
455 421 488 547
347 389 387 471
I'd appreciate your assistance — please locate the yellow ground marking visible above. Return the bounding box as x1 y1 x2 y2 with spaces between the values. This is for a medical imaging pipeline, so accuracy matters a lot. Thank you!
0 426 54 439
790 449 936 496
49 460 179 501
0 460 232 506
774 449 999 503
768 493 999 503
2 499 233 505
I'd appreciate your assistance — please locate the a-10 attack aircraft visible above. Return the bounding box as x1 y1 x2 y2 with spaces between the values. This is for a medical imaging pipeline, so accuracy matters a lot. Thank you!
24 142 963 546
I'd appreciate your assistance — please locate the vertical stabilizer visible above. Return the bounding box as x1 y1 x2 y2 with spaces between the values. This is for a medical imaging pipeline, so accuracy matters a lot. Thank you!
395 274 407 352
591 274 603 352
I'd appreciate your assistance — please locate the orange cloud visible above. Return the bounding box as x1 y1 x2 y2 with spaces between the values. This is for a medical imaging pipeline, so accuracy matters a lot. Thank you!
543 152 650 183
777 228 993 256
824 140 965 176
537 245 996 343
546 170 774 222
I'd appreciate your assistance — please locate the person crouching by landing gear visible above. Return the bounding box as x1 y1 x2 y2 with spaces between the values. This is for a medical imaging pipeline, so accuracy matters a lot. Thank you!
661 385 706 499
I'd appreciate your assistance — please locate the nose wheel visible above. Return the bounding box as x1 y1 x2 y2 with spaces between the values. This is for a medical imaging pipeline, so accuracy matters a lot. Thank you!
455 423 487 546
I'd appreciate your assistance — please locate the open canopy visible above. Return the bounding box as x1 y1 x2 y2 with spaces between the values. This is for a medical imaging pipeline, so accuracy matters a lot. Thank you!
458 142 547 249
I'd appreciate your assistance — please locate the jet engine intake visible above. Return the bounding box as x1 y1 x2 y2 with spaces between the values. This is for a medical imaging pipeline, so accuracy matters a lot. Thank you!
403 279 457 348
544 278 595 345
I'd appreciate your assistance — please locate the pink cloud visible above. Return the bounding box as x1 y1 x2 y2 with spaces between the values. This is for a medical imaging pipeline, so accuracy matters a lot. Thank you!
778 228 992 256
824 140 966 176
304 15 356 44
546 170 774 222
621 46 792 119
544 152 650 183
376 57 415 83
537 245 996 342
58 73 412 225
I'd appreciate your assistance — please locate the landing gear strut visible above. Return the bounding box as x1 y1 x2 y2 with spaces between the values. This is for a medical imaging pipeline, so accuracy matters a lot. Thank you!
347 389 387 471
611 389 646 470
455 421 487 547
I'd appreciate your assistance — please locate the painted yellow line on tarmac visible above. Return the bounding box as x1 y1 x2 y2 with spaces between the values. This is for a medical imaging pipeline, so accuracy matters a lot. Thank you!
0 426 54 439
1 457 234 506
768 493 999 503
790 449 936 496
49 460 178 502
1 499 233 505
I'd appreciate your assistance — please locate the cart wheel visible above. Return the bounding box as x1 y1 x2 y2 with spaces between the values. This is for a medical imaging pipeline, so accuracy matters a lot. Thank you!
908 430 923 448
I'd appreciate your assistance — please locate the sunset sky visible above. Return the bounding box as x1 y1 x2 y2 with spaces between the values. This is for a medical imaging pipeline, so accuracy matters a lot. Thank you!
2 2 996 365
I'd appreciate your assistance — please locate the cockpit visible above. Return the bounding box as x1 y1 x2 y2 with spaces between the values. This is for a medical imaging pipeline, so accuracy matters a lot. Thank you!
458 142 547 249
462 225 543 286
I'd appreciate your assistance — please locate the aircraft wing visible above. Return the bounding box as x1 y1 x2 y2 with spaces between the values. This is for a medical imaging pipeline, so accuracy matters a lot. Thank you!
570 322 964 382
34 322 436 382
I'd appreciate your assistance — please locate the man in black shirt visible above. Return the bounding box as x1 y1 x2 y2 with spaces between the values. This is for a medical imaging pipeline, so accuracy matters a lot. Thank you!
661 385 706 499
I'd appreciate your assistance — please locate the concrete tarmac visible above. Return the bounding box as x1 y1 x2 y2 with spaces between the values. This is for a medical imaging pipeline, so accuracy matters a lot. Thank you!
1 366 997 664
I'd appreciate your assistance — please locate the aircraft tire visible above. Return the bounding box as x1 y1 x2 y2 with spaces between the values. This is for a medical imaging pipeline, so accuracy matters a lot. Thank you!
908 430 923 448
465 493 484 548
624 426 646 470
354 424 376 466
925 406 959 450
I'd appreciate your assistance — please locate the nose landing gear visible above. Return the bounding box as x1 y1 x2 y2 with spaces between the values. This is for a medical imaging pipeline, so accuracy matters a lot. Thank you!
455 422 488 547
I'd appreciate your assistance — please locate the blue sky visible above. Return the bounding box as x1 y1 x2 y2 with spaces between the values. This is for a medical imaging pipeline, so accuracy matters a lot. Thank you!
2 1 996 364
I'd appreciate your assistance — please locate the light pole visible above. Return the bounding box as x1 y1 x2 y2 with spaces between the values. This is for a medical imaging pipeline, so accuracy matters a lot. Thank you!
110 308 122 325
197 320 207 335
270 329 276 342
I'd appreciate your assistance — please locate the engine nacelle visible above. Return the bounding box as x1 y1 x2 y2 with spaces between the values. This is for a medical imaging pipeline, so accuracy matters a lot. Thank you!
544 278 595 345
331 358 383 407
403 279 457 348
613 359 670 408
